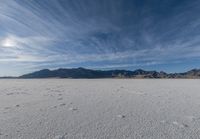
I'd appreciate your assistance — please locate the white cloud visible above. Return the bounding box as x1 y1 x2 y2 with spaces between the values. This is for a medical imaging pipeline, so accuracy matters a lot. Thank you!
0 37 18 48
0 35 54 48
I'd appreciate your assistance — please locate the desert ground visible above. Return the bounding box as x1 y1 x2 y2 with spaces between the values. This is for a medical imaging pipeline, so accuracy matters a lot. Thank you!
0 79 200 139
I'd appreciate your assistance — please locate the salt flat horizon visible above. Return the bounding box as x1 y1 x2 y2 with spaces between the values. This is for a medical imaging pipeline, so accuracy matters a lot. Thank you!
1 79 200 139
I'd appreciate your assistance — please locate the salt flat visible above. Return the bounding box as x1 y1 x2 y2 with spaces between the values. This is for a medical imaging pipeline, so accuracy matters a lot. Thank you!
0 79 200 139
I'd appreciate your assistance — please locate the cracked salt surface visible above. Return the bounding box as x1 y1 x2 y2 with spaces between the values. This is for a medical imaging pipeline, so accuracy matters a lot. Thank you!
0 79 200 139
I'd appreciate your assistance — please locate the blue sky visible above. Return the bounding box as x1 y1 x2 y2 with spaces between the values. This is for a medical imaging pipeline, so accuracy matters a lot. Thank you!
0 0 200 76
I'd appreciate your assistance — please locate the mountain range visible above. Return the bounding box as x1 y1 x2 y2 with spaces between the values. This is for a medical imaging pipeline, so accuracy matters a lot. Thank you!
18 67 200 79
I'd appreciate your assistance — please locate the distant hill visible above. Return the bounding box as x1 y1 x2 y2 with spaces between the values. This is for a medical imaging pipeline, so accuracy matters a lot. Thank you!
19 67 200 79
0 76 17 79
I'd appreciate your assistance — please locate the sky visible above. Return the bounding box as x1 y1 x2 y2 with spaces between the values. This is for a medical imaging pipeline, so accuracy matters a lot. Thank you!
0 0 200 76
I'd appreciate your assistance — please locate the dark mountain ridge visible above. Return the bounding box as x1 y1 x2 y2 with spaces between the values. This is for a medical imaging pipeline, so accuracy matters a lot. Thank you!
19 67 200 79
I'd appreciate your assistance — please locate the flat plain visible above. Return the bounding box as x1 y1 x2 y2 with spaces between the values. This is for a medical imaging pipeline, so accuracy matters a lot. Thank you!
0 79 200 139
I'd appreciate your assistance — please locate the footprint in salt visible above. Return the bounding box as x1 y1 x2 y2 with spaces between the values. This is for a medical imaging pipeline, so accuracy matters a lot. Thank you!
54 135 66 139
6 93 14 96
182 123 189 128
117 115 125 119
59 103 66 107
69 107 78 111
177 123 189 128
15 105 20 108
172 121 189 128
172 121 179 126
4 107 11 110
53 106 57 108
57 98 63 101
